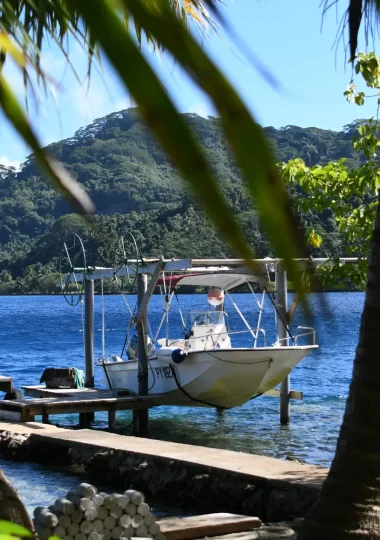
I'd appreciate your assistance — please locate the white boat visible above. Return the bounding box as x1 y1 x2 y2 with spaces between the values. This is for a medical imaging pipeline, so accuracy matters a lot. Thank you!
101 272 318 409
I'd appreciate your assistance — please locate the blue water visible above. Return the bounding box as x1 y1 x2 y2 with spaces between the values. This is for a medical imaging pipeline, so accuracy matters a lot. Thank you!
0 292 363 468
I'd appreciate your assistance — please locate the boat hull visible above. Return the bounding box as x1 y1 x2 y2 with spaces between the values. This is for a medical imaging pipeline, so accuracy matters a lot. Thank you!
257 345 318 394
103 345 317 408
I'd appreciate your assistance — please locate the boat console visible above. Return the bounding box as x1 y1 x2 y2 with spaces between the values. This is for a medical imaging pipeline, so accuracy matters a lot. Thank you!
186 311 231 350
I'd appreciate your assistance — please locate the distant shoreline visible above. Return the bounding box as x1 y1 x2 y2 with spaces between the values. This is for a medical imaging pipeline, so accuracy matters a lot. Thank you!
0 289 364 296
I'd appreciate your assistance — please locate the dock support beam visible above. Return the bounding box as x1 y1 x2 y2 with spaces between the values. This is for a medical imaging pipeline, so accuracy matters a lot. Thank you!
133 273 149 436
276 268 290 425
84 279 95 425
85 279 95 388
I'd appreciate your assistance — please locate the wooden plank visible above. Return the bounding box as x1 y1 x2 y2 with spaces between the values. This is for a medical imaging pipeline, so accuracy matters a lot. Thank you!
23 385 100 398
23 385 148 399
0 395 154 419
159 513 262 540
135 256 164 324
263 388 303 400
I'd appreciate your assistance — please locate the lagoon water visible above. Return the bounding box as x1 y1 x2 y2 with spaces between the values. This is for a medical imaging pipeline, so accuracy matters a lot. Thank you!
0 292 363 507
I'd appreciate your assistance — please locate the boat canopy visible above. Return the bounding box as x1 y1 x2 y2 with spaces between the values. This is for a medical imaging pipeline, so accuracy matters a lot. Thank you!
156 272 267 291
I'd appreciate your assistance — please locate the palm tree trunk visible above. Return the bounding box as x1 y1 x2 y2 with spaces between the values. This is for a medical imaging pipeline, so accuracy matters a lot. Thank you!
0 467 34 532
299 193 380 539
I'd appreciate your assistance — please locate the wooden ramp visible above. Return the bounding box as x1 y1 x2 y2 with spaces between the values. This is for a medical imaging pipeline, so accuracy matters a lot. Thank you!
159 513 262 540
0 388 154 430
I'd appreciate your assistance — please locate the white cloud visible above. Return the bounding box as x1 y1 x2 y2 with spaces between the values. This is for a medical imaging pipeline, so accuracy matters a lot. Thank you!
70 79 131 122
0 156 22 170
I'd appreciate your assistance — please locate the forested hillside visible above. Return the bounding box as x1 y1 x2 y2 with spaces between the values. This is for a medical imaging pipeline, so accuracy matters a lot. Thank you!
0 108 362 293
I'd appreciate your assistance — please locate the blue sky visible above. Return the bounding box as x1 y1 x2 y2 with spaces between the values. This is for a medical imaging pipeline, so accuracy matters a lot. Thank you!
0 0 377 167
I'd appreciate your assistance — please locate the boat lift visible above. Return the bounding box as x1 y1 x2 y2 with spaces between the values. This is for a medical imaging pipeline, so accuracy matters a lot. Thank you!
59 235 359 433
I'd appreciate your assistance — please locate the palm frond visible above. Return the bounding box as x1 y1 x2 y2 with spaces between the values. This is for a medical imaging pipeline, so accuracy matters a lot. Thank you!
322 0 380 60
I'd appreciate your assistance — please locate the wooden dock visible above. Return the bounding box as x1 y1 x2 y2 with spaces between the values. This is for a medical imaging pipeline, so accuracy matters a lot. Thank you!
0 386 154 432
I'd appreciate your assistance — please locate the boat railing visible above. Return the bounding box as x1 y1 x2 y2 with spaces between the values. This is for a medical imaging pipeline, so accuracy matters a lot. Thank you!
179 328 267 348
294 326 316 346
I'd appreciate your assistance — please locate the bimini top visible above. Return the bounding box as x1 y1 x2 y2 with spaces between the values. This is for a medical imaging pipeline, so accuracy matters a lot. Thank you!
156 272 267 291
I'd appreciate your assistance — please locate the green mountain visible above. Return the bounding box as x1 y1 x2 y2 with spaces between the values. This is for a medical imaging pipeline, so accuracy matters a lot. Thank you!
0 108 359 293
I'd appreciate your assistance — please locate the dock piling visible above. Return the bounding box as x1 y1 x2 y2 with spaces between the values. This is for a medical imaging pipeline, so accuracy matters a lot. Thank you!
84 279 95 388
276 268 290 425
108 408 116 431
133 273 149 436
84 279 95 424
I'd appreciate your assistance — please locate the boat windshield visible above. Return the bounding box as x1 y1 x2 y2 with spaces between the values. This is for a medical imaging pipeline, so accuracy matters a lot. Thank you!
186 311 226 328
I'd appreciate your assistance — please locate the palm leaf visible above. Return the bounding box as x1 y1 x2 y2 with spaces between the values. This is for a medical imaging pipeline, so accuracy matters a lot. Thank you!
66 0 256 264
0 74 95 215
119 0 307 277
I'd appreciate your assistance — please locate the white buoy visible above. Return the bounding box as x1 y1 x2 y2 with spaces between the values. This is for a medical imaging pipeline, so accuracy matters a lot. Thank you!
33 523 53 540
92 494 104 508
58 515 71 529
80 498 95 511
68 523 80 537
124 490 144 506
71 509 84 524
63 535 74 540
132 515 143 529
135 524 149 537
34 507 59 528
148 523 159 536
116 496 129 509
111 525 123 539
104 516 116 530
88 532 101 540
143 514 156 527
103 495 116 510
121 525 134 538
54 525 67 538
55 498 75 515
92 519 103 532
97 507 108 521
80 520 94 535
109 506 122 520
137 504 150 517
125 503 137 517
74 533 87 540
100 530 112 540
118 515 132 529
85 507 98 521
76 483 97 498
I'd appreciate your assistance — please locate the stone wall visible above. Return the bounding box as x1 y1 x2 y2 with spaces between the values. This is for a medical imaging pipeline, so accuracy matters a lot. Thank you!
0 430 319 522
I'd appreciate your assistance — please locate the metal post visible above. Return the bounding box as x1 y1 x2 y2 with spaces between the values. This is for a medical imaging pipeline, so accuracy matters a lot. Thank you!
133 273 149 436
276 268 290 425
85 279 95 388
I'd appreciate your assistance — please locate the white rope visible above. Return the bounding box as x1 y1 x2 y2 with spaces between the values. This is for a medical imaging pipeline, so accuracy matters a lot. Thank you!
120 291 134 316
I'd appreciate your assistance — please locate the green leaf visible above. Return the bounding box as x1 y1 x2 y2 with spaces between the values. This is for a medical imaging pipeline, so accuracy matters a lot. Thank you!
310 232 323 248
118 0 307 280
67 0 261 268
0 75 95 216
0 534 17 540
0 522 32 537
